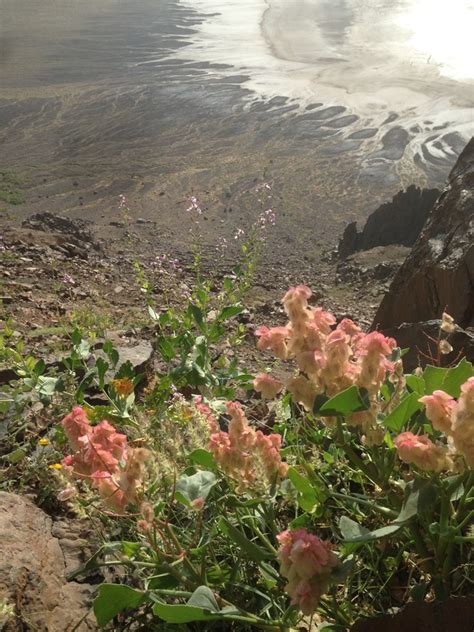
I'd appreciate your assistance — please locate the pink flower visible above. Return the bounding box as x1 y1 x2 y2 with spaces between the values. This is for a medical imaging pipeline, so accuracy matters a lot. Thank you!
394 432 450 472
311 307 336 334
286 375 317 411
277 529 339 615
253 373 284 399
209 401 287 492
59 407 148 512
451 377 474 468
61 406 91 451
283 285 312 321
255 325 289 360
419 390 456 434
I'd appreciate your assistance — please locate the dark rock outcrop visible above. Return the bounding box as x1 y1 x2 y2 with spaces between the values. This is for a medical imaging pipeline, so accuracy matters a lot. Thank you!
338 185 440 258
22 212 100 251
379 320 474 371
373 138 474 333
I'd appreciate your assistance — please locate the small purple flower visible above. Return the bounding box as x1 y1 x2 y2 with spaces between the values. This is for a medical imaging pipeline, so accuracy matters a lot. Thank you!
186 196 202 215
62 273 76 285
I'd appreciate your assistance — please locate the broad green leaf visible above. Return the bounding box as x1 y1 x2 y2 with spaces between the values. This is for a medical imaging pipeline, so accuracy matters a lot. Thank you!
37 376 60 398
382 392 423 432
218 305 244 321
318 386 369 417
76 339 91 359
218 518 273 562
175 471 217 506
152 586 236 624
189 449 216 469
339 516 400 543
33 359 45 376
287 467 318 512
188 304 205 331
395 480 437 523
187 586 219 611
423 359 473 397
95 357 109 389
406 373 425 395
440 358 473 397
93 584 147 626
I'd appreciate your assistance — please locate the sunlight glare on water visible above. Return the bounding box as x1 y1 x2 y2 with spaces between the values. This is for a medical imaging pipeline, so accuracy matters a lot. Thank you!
397 0 474 81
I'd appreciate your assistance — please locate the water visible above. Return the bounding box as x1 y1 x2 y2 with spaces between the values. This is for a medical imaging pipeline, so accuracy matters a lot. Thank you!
0 0 473 242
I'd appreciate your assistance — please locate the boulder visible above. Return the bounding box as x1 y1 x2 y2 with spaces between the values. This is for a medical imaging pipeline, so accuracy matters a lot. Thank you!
338 185 440 258
373 138 474 332
0 492 97 631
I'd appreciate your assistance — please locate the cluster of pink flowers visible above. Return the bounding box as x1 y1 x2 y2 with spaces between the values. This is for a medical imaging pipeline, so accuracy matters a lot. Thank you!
254 285 398 435
60 406 149 512
277 529 339 615
396 377 474 471
208 401 288 492
393 432 450 472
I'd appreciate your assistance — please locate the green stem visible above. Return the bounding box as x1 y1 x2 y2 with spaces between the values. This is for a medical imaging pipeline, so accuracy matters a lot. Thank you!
329 491 397 518
335 419 380 485
409 523 435 575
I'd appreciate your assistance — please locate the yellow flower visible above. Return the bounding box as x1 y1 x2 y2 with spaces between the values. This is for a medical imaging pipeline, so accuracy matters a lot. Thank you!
111 377 134 397
39 438 50 446
48 463 62 470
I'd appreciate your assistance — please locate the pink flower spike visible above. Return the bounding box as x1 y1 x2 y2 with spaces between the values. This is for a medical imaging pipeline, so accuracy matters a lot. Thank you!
419 390 456 434
277 529 339 615
253 374 284 399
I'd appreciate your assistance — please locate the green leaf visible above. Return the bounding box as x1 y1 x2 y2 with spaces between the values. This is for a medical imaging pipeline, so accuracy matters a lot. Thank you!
318 386 370 417
148 304 160 321
153 586 229 624
218 518 273 562
218 305 244 321
33 359 46 377
37 376 60 398
188 304 205 331
103 340 119 367
187 586 219 611
5 447 26 463
95 357 109 389
395 480 437 523
175 471 217 506
406 373 425 395
156 336 176 362
189 449 216 469
339 516 400 543
382 392 423 432
423 359 473 398
76 339 91 359
287 467 318 512
331 555 355 582
93 584 148 626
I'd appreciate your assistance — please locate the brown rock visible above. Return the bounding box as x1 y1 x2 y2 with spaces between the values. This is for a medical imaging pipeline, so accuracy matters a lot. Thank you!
0 492 97 631
373 138 474 331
